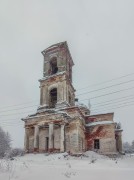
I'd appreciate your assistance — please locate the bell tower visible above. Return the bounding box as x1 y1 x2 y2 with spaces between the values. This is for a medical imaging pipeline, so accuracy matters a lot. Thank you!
38 41 75 110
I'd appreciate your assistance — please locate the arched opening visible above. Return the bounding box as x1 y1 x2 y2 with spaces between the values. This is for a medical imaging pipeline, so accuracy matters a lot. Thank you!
50 57 58 75
49 88 57 108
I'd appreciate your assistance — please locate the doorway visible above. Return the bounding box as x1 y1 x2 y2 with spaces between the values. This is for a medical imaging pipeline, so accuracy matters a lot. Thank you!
46 137 49 151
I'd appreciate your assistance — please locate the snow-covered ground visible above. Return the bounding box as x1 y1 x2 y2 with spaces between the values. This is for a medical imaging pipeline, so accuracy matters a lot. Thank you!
0 151 134 180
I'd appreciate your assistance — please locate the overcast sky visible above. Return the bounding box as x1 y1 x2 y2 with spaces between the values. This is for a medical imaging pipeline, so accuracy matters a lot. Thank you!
0 0 134 147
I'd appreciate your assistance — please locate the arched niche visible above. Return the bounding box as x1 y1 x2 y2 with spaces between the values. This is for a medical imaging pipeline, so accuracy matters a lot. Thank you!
50 57 58 75
49 88 57 108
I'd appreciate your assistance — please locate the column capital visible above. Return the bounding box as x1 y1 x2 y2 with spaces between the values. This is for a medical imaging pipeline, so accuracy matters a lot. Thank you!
34 124 39 127
60 122 66 126
49 121 55 125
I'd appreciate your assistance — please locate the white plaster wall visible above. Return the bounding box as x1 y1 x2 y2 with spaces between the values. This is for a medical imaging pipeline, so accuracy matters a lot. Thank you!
29 136 34 151
39 128 49 151
100 138 117 153
54 127 60 149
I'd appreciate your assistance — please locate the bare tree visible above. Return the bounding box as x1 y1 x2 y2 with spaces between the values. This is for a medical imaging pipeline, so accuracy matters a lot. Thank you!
131 140 134 152
0 126 11 158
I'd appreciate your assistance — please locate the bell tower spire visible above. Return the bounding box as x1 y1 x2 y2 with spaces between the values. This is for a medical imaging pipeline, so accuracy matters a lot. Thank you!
38 41 75 110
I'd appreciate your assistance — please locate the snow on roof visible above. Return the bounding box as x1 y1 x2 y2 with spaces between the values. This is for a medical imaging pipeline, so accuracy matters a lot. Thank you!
75 102 89 109
43 41 66 52
22 108 71 121
115 129 123 132
86 120 115 127
41 41 74 65
39 71 66 81
89 112 114 117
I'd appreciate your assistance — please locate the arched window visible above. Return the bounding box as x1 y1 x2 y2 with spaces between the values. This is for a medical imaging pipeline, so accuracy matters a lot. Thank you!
50 57 58 75
49 88 57 108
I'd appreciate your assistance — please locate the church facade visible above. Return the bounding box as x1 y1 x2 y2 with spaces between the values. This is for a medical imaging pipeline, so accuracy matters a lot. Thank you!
22 42 123 155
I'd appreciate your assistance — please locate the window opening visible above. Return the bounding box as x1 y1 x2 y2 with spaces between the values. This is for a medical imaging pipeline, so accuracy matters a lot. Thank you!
50 57 58 75
50 88 57 108
94 139 100 149
46 137 49 151
69 92 71 105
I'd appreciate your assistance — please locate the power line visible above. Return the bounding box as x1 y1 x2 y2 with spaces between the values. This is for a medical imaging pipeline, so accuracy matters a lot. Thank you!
92 99 134 111
0 117 24 122
1 103 134 126
91 96 134 108
0 110 35 117
0 75 133 116
91 101 134 113
0 118 23 123
0 120 23 126
76 79 134 96
0 100 38 110
0 124 23 127
91 94 134 106
0 83 133 114
0 73 134 111
1 101 134 125
0 104 38 113
0 87 134 117
77 72 134 91
80 86 134 101
0 87 134 116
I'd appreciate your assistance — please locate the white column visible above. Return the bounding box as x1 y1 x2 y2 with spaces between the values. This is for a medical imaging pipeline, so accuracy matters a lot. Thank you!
34 125 39 151
49 123 54 151
24 128 29 152
63 81 67 102
60 124 65 152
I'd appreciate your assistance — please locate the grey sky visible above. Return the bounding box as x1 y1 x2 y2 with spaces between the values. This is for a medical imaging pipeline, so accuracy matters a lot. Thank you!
0 0 134 147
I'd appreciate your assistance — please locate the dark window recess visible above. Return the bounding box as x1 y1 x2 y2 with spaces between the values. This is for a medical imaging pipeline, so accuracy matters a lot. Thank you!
69 92 71 105
69 65 72 82
50 57 58 75
50 88 57 108
94 139 100 149
46 137 49 151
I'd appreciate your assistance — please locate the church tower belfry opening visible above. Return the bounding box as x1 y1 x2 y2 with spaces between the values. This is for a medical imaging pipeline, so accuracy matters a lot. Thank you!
38 41 75 110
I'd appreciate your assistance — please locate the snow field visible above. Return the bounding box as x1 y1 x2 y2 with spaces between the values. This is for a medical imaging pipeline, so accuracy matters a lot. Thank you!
0 151 134 180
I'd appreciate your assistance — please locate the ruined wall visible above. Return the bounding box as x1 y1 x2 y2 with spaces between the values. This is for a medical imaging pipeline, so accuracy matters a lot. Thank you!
115 130 123 152
78 106 90 116
24 112 65 153
54 127 60 151
39 73 75 107
39 128 49 152
38 126 61 152
27 128 34 152
65 118 85 154
39 41 75 108
65 120 78 154
42 43 73 81
85 124 116 154
64 107 85 122
43 47 66 77
78 122 85 152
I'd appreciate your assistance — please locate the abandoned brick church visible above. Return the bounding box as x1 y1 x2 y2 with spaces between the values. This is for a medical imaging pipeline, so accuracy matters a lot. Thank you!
22 42 123 155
